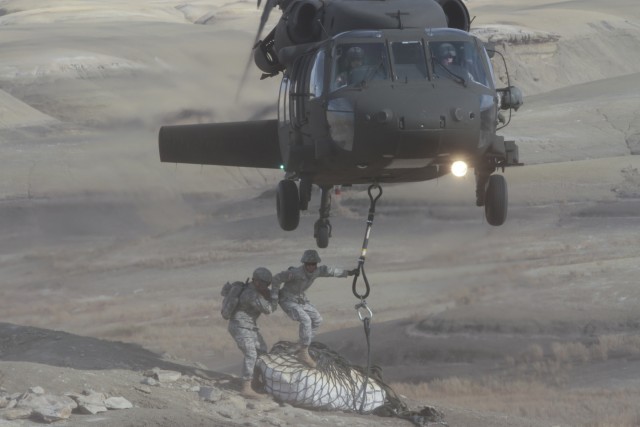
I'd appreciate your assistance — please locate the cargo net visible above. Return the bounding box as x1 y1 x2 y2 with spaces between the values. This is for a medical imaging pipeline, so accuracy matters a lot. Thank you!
254 341 445 426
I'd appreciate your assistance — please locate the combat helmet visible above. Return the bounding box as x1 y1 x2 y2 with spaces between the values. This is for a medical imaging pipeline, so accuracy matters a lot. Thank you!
300 249 321 264
252 267 273 284
437 43 456 61
346 46 364 62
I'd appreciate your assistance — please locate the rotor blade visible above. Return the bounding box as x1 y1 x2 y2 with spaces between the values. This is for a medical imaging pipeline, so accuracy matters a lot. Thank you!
255 0 278 48
236 51 257 101
236 0 278 100
159 120 282 169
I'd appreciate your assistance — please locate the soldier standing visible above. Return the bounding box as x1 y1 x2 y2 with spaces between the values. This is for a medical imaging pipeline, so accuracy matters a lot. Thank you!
225 267 278 399
272 250 357 368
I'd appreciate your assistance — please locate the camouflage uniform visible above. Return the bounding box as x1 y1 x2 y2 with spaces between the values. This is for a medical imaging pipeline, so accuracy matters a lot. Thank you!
272 264 348 345
228 283 278 380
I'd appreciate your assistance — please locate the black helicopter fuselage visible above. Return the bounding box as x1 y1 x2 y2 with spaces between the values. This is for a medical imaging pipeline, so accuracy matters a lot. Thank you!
278 28 500 186
158 0 523 247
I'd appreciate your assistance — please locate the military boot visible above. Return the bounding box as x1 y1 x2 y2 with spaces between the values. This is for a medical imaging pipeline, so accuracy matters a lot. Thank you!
297 345 317 368
240 380 262 399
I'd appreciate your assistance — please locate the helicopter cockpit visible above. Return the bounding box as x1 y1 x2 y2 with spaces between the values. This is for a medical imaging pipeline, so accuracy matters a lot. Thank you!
279 28 501 165
330 41 390 91
429 38 491 86
318 29 495 91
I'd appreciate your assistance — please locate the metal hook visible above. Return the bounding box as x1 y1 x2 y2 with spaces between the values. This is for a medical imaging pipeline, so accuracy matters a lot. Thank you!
355 301 373 321
352 183 383 301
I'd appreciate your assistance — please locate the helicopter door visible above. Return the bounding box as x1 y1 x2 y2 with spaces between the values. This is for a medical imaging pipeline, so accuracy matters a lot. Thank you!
289 55 314 129
277 75 291 168
278 76 290 126
280 52 321 169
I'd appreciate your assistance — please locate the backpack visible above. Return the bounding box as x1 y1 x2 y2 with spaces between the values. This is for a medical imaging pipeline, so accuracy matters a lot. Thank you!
221 280 248 320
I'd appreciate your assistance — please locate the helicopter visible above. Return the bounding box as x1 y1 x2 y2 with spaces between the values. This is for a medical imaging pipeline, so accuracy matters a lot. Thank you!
159 0 524 248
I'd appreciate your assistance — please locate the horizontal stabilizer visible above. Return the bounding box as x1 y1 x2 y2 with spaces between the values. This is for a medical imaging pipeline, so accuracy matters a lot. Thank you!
159 120 282 169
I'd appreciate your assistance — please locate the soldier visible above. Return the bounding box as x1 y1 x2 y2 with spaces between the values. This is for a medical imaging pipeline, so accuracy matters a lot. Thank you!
436 42 457 68
225 267 279 399
433 42 475 82
272 250 357 368
335 45 365 87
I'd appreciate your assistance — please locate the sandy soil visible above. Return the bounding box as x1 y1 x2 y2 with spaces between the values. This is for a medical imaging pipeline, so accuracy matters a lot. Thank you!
1 1 640 426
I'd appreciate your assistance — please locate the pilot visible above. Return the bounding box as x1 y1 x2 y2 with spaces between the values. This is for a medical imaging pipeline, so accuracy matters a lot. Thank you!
225 267 279 399
271 250 357 368
436 42 457 68
335 46 365 87
434 42 476 82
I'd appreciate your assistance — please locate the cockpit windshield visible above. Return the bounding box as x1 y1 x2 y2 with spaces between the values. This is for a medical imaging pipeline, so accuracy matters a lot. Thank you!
326 35 491 92
391 41 428 81
330 43 389 91
429 40 490 86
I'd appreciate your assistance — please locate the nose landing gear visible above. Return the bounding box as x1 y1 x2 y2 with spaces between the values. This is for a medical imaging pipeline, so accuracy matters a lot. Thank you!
314 186 333 248
476 172 508 226
276 179 333 248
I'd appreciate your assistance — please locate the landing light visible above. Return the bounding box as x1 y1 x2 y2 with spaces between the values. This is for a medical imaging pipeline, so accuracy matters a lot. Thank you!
451 161 468 177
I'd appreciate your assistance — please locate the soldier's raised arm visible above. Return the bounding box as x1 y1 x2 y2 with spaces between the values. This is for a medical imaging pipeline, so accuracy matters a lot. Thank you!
272 269 295 287
318 265 358 278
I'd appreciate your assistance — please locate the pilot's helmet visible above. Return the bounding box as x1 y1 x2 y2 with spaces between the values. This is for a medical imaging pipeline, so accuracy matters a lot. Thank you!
300 249 321 264
346 46 364 63
437 43 456 61
252 267 273 284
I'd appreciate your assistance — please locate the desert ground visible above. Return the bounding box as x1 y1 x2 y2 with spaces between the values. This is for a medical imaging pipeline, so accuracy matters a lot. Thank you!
1 0 640 426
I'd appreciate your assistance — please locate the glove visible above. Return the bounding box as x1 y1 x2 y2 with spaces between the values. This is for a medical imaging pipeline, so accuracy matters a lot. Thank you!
270 287 280 301
347 268 359 276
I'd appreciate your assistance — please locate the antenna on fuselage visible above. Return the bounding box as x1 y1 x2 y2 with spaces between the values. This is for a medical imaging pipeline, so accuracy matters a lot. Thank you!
386 10 409 29
316 17 329 39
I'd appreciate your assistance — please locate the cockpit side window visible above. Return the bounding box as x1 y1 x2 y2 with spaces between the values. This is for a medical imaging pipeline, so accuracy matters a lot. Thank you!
390 41 428 81
309 49 325 98
479 41 496 89
429 40 490 87
331 43 389 91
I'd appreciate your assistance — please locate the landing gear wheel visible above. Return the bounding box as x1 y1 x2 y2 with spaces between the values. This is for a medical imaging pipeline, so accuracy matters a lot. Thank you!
314 220 331 249
484 174 508 226
313 186 333 247
316 227 329 248
276 180 300 231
